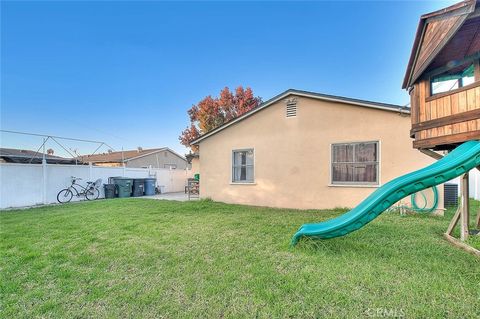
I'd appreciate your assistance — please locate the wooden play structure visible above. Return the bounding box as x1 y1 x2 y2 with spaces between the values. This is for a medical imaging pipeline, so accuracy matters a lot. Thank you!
403 0 480 256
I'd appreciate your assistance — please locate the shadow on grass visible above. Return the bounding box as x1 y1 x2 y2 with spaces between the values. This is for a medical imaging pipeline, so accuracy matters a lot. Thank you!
289 218 455 261
292 234 399 258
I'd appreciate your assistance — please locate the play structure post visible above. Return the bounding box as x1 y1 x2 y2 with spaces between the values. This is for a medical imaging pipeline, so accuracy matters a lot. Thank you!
476 205 480 229
460 172 470 241
443 169 480 257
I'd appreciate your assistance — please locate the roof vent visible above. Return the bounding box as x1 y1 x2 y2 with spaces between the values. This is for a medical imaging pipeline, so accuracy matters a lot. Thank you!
285 97 297 118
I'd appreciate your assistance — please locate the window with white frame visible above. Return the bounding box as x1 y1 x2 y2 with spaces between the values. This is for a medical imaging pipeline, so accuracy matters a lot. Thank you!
331 141 379 185
232 149 254 183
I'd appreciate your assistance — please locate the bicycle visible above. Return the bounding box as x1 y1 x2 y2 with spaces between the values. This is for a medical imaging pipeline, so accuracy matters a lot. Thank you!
57 176 102 203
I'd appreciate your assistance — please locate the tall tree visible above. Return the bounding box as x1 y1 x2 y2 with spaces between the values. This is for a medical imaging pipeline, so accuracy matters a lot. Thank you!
180 86 262 150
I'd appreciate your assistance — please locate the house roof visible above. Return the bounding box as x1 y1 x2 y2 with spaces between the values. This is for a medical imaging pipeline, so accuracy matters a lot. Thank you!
78 147 186 163
191 89 409 145
402 0 478 89
0 148 76 164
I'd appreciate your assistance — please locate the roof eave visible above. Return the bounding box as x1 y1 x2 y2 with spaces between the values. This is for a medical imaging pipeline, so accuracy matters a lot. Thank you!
402 0 477 89
402 18 427 89
124 148 187 162
123 148 167 162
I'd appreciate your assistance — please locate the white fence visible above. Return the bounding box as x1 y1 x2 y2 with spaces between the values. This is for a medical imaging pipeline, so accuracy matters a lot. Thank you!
469 170 480 200
0 163 193 209
447 169 480 201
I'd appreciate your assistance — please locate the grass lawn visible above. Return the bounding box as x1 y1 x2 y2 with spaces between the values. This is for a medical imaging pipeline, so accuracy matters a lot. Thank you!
1 199 479 318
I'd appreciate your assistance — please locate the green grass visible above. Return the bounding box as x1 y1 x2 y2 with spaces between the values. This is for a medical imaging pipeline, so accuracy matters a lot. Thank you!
445 199 480 251
1 199 479 318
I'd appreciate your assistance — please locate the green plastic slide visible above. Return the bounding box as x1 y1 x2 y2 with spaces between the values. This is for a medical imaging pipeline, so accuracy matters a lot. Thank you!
291 140 480 246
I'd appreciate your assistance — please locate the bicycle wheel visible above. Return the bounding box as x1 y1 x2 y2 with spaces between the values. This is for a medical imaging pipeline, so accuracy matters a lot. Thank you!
57 189 73 203
85 188 100 201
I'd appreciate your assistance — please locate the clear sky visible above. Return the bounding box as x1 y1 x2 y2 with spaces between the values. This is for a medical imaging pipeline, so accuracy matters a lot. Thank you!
1 0 456 156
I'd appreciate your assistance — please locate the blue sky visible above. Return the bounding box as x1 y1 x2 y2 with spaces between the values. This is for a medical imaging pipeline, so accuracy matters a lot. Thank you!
1 1 456 156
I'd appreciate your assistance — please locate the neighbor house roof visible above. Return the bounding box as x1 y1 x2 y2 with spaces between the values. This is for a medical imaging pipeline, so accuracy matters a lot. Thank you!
0 148 77 164
78 147 186 164
402 0 478 89
191 89 409 145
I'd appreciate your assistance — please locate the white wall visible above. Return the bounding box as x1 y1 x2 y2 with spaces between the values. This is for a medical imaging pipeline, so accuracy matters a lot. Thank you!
469 170 480 200
0 163 193 209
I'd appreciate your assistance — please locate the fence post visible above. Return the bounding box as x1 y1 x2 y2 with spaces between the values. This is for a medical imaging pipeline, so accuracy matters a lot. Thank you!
42 159 48 205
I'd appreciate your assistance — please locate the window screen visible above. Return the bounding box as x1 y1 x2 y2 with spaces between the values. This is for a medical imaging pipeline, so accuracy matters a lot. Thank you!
332 142 379 185
232 149 254 183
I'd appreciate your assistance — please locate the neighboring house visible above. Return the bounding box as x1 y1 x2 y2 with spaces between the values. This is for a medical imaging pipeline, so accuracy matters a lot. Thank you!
0 148 77 164
191 89 444 212
78 147 189 169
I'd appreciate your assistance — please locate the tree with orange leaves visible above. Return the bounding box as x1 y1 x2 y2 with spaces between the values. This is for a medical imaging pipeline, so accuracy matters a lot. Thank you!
180 86 262 150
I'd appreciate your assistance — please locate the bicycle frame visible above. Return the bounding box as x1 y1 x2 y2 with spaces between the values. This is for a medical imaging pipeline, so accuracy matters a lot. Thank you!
57 177 101 204
68 180 94 197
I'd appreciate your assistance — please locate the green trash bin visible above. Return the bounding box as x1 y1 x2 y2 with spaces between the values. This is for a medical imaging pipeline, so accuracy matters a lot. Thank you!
112 177 133 198
194 173 200 181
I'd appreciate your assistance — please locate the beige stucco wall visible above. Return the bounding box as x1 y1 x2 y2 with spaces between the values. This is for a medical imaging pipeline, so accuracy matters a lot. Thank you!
197 94 444 212
191 157 200 175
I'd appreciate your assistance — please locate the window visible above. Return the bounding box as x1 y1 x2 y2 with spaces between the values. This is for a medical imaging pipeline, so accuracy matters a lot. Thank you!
232 149 254 183
331 142 379 185
430 63 475 95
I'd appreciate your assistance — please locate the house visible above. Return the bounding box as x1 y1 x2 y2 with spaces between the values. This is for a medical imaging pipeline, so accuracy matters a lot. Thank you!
78 147 189 169
0 148 77 164
191 89 444 212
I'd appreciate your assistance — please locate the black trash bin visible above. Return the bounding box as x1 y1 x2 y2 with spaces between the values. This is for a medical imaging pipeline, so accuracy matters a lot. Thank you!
104 184 116 199
132 178 145 197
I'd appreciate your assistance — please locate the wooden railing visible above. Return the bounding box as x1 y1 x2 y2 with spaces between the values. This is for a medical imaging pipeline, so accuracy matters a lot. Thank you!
411 82 480 147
